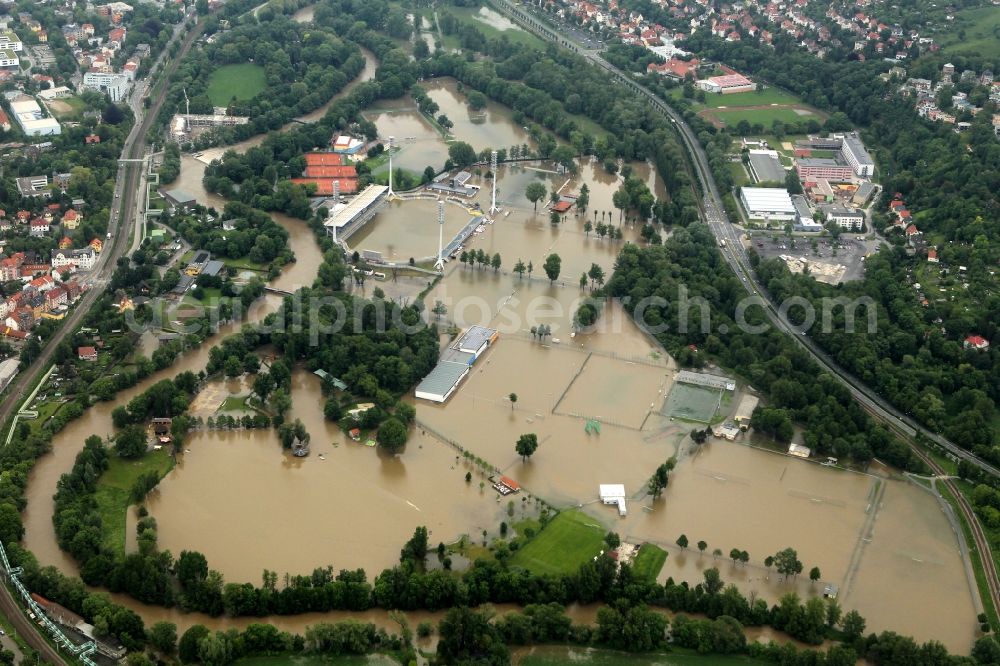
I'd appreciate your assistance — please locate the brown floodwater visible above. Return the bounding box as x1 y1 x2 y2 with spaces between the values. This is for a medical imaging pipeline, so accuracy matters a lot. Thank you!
140 369 506 584
16 80 980 653
346 197 479 262
423 78 533 153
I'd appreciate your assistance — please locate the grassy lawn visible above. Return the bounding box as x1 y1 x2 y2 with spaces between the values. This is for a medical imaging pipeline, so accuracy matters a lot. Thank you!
940 6 1000 58
726 161 749 187
95 448 175 555
443 5 544 49
509 510 606 575
222 257 267 272
206 64 267 106
700 87 803 108
631 543 668 581
518 646 769 665
710 107 818 127
234 656 400 666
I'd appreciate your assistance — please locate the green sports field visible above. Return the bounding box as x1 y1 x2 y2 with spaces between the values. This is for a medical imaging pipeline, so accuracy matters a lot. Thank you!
206 63 267 106
710 107 818 127
95 448 175 555
632 544 668 581
509 510 607 575
700 88 802 108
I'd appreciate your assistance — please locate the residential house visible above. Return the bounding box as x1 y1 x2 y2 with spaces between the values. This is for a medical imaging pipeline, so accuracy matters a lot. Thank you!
78 346 98 361
964 335 990 351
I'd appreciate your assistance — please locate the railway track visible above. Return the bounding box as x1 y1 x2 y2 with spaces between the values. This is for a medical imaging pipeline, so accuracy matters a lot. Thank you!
869 405 1000 622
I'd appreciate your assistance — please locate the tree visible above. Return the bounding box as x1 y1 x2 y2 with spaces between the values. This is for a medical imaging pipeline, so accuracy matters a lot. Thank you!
577 183 590 211
712 548 722 560
432 300 447 320
437 607 509 666
543 254 561 283
515 433 539 461
809 566 821 584
448 142 477 168
513 259 526 278
149 621 177 655
648 462 669 498
584 220 593 236
587 263 604 289
703 567 724 595
490 253 501 273
676 534 688 550
508 393 517 411
840 610 866 641
178 625 209 664
604 532 621 550
773 547 803 580
377 417 408 453
697 540 707 555
764 555 774 573
549 211 561 225
729 548 741 565
115 425 148 459
525 182 547 211
580 273 588 290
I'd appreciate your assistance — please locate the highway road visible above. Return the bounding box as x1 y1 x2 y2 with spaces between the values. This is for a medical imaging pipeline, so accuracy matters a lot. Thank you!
0 19 205 665
494 0 1000 620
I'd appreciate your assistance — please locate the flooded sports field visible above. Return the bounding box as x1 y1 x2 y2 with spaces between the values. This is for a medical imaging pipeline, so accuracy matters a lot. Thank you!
139 370 505 583
13 62 982 656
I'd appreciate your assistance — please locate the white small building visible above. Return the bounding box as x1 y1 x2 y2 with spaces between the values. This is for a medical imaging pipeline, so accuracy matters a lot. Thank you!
82 71 130 102
599 484 627 516
0 358 18 393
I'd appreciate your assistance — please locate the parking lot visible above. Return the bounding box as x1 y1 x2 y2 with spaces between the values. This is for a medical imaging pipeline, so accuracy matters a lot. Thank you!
750 232 882 284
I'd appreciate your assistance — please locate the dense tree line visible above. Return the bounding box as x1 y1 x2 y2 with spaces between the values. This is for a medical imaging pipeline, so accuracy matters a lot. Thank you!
172 201 292 266
606 227 923 468
670 33 1000 450
157 17 366 146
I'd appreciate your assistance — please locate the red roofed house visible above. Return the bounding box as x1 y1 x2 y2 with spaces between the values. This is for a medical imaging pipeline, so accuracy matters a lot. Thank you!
45 285 67 309
58 236 73 249
62 209 81 229
0 109 9 132
927 248 939 263
89 238 103 253
965 335 990 351
78 346 98 361
550 200 574 214
647 57 700 79
905 224 919 236
85 134 101 144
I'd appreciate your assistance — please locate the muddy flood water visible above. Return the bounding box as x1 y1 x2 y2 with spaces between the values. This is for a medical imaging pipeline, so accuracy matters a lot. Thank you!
15 65 982 655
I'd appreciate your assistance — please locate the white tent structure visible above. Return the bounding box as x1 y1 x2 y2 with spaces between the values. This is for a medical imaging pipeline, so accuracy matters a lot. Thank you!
599 484 627 516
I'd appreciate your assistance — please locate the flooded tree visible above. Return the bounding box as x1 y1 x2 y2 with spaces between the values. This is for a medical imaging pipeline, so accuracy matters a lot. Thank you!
513 259 526 278
525 182 547 211
773 547 803 580
515 433 539 461
676 534 688 550
809 566 821 585
508 393 517 411
697 540 707 555
377 417 408 453
543 253 561 283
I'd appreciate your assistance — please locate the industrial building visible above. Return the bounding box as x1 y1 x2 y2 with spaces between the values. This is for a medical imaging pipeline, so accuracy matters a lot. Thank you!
697 73 756 94
415 326 499 403
853 181 876 206
161 188 196 210
822 204 864 230
0 358 19 393
791 195 822 232
733 393 759 428
840 133 875 177
82 71 130 102
16 175 51 198
675 370 736 391
795 158 855 182
746 150 786 183
8 96 60 136
739 187 797 222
